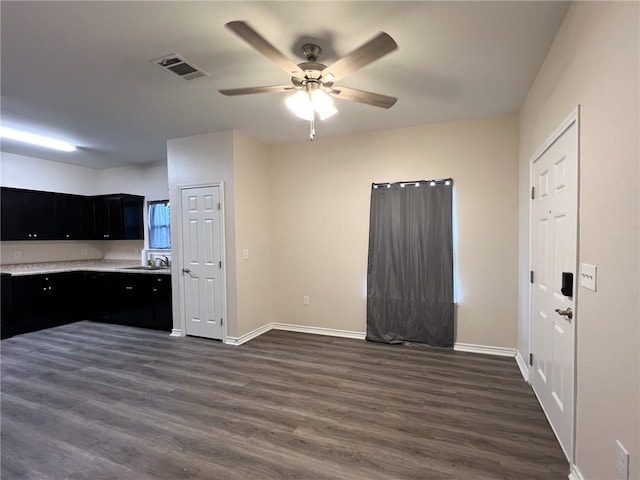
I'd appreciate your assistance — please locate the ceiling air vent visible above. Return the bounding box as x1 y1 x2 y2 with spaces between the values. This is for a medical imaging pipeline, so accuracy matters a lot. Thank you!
151 54 210 81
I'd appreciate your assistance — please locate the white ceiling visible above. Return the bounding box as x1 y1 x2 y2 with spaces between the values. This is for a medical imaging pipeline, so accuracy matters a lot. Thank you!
0 1 570 170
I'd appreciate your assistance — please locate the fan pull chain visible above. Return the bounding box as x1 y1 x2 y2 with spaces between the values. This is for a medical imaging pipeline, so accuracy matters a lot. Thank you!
309 119 315 141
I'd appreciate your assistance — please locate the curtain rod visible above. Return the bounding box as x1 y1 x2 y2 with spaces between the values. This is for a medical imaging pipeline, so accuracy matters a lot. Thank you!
372 178 453 189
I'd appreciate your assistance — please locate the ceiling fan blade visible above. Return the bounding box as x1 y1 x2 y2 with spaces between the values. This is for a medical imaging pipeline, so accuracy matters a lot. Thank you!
321 32 398 82
219 85 294 96
329 86 398 108
226 21 303 78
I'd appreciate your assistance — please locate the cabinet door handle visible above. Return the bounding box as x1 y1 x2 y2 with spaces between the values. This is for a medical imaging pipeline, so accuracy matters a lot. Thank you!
125 286 134 290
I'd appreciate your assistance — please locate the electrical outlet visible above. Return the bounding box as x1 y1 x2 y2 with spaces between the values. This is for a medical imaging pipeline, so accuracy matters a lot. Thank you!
303 295 310 306
80 248 88 256
12 250 22 259
615 440 629 480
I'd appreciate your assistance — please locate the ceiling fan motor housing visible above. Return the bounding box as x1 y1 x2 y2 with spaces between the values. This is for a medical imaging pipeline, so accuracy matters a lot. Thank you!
292 44 332 90
302 43 321 62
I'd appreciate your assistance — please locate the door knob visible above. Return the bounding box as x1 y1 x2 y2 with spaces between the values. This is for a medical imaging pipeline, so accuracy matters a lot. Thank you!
554 307 573 320
182 268 191 274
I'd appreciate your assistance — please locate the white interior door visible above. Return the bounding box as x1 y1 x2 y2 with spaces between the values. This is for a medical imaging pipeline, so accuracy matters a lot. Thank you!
531 116 578 461
180 185 224 340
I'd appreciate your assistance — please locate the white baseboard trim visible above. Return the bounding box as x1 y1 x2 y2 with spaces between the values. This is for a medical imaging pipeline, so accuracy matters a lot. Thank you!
515 350 530 382
271 322 366 340
454 342 516 357
568 464 584 480
224 322 273 346
225 322 366 346
213 323 518 358
169 328 183 337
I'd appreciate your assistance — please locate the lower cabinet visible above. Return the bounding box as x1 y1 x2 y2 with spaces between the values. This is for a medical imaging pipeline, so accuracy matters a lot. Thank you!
110 273 154 328
4 272 172 338
151 275 173 331
95 273 172 332
10 272 79 335
1 273 14 339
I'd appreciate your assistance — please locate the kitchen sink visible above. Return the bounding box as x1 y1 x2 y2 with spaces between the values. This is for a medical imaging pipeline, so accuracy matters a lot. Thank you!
121 265 170 271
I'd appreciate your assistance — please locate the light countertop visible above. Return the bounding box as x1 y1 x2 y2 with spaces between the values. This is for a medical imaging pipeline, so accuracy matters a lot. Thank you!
0 260 172 276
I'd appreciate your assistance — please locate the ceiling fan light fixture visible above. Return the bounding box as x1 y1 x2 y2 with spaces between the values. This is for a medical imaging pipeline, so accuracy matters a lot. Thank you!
311 89 338 120
285 90 314 121
285 89 337 122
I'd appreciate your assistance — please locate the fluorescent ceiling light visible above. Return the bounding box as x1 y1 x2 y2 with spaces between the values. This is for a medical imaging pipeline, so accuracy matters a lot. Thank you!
0 127 76 152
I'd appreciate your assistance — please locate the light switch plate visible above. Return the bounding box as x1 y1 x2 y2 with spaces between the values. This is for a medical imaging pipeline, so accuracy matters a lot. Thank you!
580 263 597 291
243 249 249 260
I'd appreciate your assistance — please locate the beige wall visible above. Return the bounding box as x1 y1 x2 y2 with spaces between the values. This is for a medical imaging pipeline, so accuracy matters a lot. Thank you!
269 114 519 348
232 131 274 336
166 131 239 337
98 162 168 200
166 131 275 339
518 2 639 479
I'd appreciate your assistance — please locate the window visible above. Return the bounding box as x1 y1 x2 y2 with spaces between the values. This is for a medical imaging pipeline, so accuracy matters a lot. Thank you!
148 200 171 249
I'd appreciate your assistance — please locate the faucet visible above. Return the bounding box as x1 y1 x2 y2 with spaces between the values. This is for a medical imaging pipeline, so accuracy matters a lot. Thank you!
158 256 170 267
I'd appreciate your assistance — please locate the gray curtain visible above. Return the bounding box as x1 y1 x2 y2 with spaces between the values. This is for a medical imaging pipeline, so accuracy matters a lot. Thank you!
366 179 454 348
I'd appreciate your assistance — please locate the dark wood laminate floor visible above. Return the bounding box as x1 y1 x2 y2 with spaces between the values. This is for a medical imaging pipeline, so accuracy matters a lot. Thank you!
1 321 568 480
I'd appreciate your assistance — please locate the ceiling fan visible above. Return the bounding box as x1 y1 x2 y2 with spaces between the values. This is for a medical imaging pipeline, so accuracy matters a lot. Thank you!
219 21 398 140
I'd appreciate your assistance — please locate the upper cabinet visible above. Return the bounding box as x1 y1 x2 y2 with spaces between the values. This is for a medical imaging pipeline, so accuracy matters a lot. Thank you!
0 187 144 241
92 195 144 240
1 188 62 240
60 193 94 240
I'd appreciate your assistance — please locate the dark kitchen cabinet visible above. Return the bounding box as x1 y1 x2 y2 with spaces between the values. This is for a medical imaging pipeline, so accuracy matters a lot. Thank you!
0 188 62 240
0 187 143 241
10 272 79 335
4 271 172 338
92 195 144 240
151 275 172 331
109 273 155 328
76 271 111 322
60 194 94 240
1 274 14 339
98 273 172 332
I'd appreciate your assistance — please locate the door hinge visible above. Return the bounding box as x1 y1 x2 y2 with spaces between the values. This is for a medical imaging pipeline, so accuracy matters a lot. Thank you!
531 187 535 200
529 353 533 365
220 318 224 326
530 271 534 284
219 260 222 269
217 202 221 211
